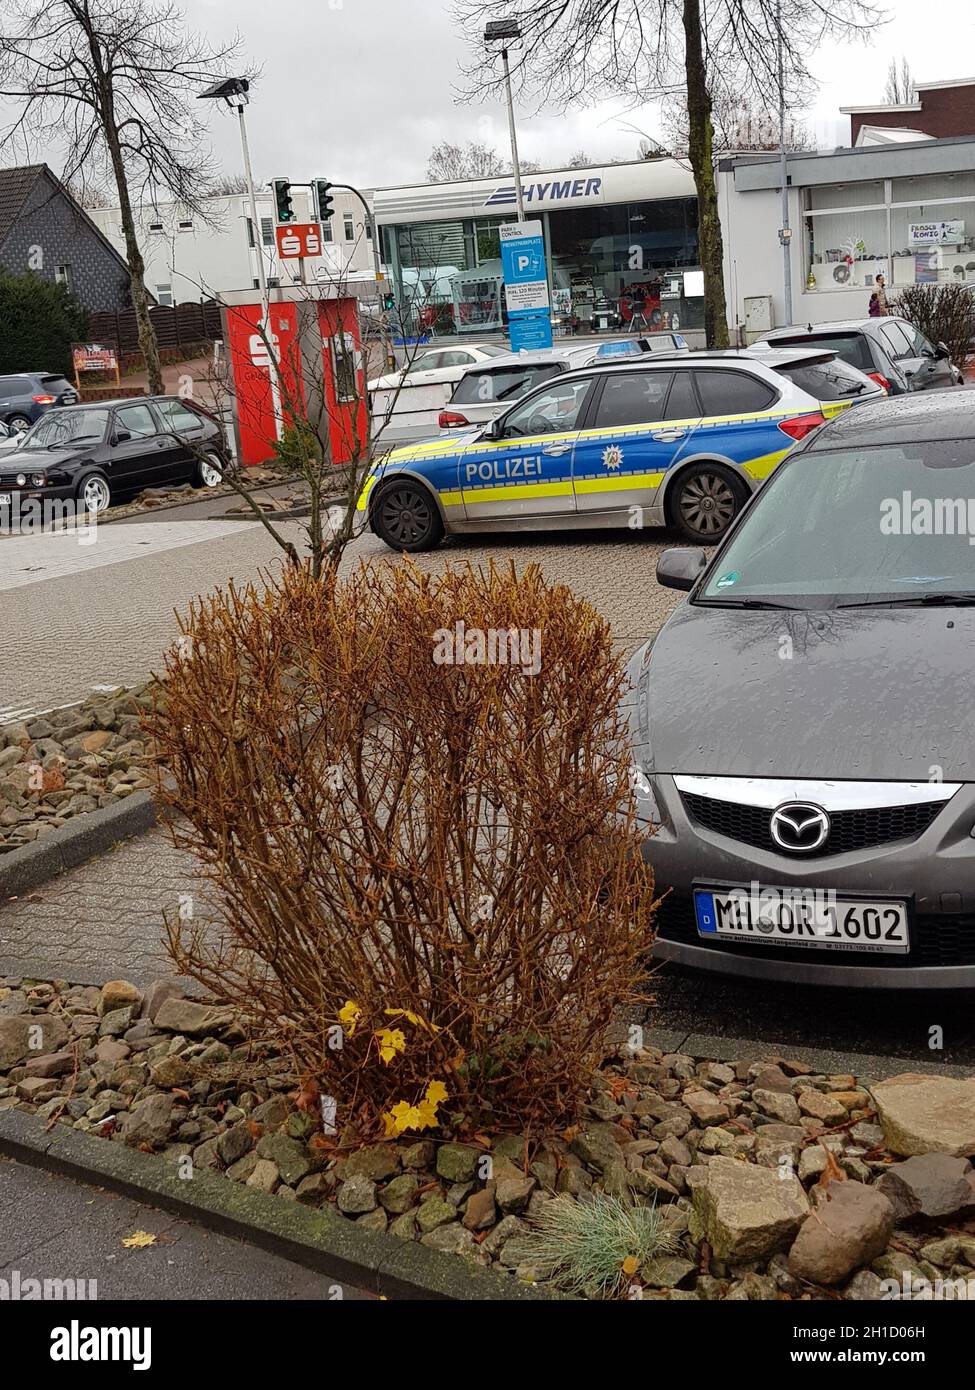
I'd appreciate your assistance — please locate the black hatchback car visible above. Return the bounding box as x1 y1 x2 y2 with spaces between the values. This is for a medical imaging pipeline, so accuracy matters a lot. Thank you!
0 396 231 514
759 317 963 395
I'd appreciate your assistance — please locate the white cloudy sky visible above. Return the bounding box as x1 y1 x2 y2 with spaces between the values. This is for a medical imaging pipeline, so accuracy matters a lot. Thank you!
12 0 975 189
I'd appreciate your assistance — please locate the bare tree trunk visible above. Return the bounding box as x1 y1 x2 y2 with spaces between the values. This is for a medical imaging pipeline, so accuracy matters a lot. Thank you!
87 46 163 395
683 0 730 349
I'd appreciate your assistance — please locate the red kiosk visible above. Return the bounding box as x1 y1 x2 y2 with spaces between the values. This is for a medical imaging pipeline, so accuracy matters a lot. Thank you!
220 286 368 469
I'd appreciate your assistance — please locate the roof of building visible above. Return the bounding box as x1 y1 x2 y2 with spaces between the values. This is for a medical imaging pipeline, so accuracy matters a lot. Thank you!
0 164 47 245
854 125 931 147
0 163 134 289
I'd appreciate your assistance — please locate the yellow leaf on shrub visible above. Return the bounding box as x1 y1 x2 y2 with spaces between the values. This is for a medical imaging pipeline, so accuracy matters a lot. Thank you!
384 1008 442 1034
414 1099 439 1129
338 1000 361 1036
621 1256 641 1277
425 1079 448 1107
375 1028 406 1065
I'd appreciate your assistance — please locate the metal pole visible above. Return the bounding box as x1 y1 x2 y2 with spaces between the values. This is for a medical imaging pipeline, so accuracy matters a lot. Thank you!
501 47 526 221
776 0 793 327
237 100 281 437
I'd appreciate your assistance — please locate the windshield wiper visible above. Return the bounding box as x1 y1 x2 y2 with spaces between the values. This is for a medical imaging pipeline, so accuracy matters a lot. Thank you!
836 593 975 609
696 597 802 610
46 434 101 449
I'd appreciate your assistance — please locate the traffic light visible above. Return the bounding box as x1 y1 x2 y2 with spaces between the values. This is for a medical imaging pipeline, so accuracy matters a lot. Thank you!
382 290 395 312
272 178 295 224
312 178 334 223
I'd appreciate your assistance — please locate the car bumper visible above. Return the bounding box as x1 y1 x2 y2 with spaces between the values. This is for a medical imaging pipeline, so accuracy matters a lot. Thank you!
641 773 975 989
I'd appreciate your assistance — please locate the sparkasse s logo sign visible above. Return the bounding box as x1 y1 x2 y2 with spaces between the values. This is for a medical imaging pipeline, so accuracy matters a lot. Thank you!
484 176 602 208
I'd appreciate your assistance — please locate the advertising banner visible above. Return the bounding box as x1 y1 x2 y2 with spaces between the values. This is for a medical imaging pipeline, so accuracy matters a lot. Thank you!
499 220 553 352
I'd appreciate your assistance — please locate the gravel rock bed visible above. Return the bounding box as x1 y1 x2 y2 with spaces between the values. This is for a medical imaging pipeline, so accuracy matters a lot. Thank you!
3 974 974 1299
0 686 161 855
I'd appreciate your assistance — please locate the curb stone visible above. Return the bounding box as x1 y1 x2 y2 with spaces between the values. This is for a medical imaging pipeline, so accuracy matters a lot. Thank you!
0 790 166 898
0 1109 564 1302
647 1029 975 1082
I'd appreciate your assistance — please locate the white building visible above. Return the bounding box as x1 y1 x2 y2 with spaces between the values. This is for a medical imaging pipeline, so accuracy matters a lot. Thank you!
90 185 375 305
718 134 975 338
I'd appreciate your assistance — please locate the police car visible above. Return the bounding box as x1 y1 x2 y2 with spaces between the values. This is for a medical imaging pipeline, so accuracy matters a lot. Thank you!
359 348 883 550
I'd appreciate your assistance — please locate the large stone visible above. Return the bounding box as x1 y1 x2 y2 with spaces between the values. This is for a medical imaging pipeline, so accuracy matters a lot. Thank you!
119 1094 174 1149
875 1154 975 1222
97 980 142 1017
570 1123 626 1173
342 1143 401 1182
753 1088 801 1126
462 1187 497 1231
256 1133 314 1187
872 1074 975 1158
246 1159 280 1194
495 1175 535 1214
153 998 238 1038
379 1174 418 1215
217 1122 254 1168
435 1143 480 1183
0 1013 68 1068
787 1180 895 1286
690 1155 809 1261
416 1197 456 1233
798 1090 849 1126
23 1049 75 1078
148 1056 196 1088
683 1090 731 1127
337 1173 377 1214
141 981 183 1022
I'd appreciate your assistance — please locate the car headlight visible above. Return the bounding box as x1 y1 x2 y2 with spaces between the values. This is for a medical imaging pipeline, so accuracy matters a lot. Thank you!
30 473 46 486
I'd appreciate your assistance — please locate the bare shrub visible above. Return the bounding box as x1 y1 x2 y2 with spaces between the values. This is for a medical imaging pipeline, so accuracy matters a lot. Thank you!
892 283 975 373
146 561 655 1141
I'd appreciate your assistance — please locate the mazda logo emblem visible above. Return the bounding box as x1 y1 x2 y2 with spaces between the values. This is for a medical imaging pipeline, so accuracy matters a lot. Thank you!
770 801 830 853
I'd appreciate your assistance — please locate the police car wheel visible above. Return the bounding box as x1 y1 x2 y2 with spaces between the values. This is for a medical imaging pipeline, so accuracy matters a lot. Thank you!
373 482 443 552
671 464 746 543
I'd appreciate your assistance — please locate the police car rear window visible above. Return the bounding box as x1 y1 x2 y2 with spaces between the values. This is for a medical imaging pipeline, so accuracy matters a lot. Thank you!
693 370 776 416
450 364 562 404
778 359 875 401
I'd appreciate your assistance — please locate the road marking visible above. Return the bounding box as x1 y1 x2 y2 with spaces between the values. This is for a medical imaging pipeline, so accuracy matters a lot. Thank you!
0 520 260 593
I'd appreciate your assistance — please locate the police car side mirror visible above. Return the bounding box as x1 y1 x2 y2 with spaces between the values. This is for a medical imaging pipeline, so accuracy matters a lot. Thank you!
656 547 708 591
488 416 504 440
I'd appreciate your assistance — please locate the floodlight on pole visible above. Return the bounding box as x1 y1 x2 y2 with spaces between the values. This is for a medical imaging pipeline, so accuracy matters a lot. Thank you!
198 74 281 438
484 19 526 222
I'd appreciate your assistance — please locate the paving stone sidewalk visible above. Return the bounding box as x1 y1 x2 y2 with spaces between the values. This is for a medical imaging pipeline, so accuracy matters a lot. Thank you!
0 828 201 984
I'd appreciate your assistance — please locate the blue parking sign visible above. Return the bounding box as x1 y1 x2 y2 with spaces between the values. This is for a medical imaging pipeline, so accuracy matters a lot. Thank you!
499 220 553 353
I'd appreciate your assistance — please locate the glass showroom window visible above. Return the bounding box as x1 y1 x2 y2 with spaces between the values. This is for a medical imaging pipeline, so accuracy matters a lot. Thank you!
803 181 888 294
889 173 975 287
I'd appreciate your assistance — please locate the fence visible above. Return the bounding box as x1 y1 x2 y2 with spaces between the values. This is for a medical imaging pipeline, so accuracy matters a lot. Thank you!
87 301 224 356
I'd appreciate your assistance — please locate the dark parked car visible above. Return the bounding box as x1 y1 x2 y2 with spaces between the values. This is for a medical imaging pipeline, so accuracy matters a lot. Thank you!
0 396 231 514
758 317 962 395
0 371 78 430
623 389 975 989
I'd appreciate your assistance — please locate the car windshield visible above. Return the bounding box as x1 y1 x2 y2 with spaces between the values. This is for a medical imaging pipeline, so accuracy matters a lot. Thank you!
698 440 975 609
451 364 562 404
20 410 109 449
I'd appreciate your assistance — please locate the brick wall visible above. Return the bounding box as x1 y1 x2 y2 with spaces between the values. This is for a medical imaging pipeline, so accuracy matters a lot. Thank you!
851 84 975 143
0 171 130 312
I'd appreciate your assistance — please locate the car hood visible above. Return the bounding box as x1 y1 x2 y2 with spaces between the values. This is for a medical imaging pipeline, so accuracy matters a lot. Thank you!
6 444 90 468
382 429 482 463
642 603 975 781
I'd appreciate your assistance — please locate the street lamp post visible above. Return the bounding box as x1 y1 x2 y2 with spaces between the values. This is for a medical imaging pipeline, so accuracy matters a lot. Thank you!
199 77 282 438
485 19 526 222
775 0 794 327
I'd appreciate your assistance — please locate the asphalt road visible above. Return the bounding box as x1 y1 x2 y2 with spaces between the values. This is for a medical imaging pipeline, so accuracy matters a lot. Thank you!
0 1156 370 1300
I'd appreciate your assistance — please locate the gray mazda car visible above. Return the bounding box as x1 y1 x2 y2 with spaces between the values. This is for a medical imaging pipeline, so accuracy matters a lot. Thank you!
624 389 975 989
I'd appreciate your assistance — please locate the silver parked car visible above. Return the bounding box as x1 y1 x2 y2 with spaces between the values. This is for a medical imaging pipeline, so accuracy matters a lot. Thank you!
624 389 975 989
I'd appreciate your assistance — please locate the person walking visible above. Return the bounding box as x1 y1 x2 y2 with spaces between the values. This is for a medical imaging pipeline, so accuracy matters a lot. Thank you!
874 272 889 316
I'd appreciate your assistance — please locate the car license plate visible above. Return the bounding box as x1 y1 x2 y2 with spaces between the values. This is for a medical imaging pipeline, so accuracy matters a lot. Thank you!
0 494 9 507
693 885 909 954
